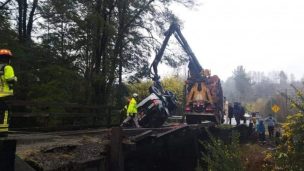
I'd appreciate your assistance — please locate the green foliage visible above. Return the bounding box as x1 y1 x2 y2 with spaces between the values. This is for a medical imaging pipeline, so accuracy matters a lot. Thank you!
200 131 245 171
127 80 153 101
274 113 304 170
0 10 15 48
161 76 184 102
273 84 304 170
1 0 197 107
127 76 184 103
28 65 85 104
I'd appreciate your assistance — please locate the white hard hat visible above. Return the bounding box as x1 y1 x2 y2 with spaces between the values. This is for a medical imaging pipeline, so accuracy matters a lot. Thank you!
133 93 138 97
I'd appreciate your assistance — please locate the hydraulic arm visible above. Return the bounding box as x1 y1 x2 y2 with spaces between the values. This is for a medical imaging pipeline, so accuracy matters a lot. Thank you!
150 23 204 82
149 22 224 124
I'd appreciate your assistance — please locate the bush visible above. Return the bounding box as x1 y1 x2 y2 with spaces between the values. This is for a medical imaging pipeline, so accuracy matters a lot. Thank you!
274 113 304 170
274 84 304 170
200 131 245 171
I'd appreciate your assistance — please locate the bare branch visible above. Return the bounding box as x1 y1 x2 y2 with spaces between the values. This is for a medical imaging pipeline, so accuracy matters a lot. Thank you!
124 0 155 29
27 0 39 41
0 0 11 10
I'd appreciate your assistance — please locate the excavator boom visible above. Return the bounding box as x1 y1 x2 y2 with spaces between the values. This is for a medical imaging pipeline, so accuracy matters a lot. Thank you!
149 22 224 124
150 23 203 82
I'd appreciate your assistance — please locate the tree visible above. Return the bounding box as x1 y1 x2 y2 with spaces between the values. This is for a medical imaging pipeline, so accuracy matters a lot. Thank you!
279 70 287 86
15 0 39 44
37 0 196 106
223 76 238 102
1 0 197 107
0 4 16 47
233 66 252 102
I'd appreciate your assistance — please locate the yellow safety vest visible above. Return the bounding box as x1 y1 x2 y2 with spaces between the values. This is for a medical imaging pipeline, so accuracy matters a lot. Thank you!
127 98 137 116
0 65 15 133
0 65 15 97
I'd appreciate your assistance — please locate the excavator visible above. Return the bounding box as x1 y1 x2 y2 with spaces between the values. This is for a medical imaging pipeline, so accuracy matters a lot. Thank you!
149 22 224 125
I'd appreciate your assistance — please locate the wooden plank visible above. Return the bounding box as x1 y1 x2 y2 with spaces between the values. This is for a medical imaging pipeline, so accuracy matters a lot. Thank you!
11 113 50 117
130 130 153 142
110 127 124 171
156 125 189 139
188 122 215 129
10 112 101 117
123 127 173 137
6 100 108 109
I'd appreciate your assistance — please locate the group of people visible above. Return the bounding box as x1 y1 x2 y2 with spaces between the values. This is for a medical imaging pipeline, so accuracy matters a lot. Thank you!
255 116 280 143
226 102 246 125
224 100 281 144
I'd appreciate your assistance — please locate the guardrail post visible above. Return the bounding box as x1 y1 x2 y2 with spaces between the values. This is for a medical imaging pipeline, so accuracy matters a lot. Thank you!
110 127 124 171
0 139 16 171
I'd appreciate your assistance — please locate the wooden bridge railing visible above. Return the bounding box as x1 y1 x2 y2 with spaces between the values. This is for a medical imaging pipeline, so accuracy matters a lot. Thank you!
6 100 122 131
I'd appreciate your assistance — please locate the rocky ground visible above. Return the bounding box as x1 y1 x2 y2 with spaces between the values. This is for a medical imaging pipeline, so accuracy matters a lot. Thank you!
14 132 111 170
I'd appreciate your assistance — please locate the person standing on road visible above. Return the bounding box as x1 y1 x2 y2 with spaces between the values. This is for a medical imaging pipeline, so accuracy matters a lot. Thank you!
257 120 266 143
224 97 229 124
233 102 241 125
120 97 130 124
0 49 17 136
240 105 246 124
121 93 140 128
265 116 276 138
251 112 257 126
228 103 233 125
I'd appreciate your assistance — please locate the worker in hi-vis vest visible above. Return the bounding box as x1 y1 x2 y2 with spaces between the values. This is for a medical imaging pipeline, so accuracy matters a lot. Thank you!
121 93 140 128
0 49 17 136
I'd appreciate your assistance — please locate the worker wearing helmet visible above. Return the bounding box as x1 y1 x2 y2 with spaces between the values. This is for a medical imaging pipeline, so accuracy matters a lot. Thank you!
121 93 140 128
186 69 213 106
204 69 211 78
186 81 213 106
0 49 17 136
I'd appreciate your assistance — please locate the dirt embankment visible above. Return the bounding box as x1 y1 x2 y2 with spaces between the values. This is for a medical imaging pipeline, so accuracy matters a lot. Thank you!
16 133 110 171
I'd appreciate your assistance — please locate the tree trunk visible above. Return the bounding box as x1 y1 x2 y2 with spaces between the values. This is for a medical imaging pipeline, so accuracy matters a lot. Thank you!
92 0 102 74
91 0 102 104
22 0 27 41
112 0 128 107
16 0 38 44
26 0 38 42
61 17 65 58
99 0 115 105
17 0 23 42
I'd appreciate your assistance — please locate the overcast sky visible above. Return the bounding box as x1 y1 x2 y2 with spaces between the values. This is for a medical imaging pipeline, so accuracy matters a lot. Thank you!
167 0 304 81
